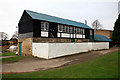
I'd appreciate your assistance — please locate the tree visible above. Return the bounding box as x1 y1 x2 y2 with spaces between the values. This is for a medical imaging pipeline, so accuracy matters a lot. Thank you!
1 32 9 40
91 20 102 30
12 31 18 39
111 14 120 46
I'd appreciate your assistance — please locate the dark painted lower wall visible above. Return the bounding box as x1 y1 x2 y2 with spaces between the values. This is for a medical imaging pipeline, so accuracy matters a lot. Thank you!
18 32 33 38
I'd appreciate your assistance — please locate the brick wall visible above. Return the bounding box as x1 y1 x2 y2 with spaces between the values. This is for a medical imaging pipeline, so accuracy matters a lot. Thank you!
33 38 89 43
18 38 33 56
94 30 113 39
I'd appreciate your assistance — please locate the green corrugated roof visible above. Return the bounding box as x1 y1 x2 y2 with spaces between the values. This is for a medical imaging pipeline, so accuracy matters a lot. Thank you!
25 10 93 29
94 34 112 42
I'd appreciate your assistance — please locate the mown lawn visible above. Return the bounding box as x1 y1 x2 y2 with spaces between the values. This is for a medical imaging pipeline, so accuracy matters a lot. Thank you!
2 51 119 78
2 52 16 56
2 52 31 63
2 56 30 63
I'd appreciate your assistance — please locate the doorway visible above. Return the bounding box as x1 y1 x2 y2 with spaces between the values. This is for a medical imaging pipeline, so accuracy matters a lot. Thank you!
19 42 22 56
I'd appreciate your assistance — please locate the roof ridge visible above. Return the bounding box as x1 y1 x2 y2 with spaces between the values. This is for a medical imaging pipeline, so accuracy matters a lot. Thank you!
25 10 84 24
25 10 93 29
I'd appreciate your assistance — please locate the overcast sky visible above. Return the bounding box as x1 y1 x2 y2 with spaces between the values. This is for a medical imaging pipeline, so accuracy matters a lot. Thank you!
0 0 119 39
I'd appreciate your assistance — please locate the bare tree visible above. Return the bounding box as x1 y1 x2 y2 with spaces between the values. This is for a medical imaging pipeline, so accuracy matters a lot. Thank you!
12 31 18 39
1 32 9 40
91 20 103 30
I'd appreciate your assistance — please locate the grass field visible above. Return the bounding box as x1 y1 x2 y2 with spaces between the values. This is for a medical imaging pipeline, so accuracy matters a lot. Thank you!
2 52 31 63
2 56 30 63
2 51 119 78
2 52 16 56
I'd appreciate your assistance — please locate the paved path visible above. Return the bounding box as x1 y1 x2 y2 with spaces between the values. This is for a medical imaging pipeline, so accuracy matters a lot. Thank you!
2 47 119 74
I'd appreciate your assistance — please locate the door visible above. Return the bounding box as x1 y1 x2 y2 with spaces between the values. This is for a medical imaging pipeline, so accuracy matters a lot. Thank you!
71 39 75 42
89 30 93 42
19 42 22 56
90 35 93 42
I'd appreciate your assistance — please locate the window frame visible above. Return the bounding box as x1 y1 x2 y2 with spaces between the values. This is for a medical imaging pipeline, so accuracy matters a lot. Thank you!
41 22 49 31
90 30 93 35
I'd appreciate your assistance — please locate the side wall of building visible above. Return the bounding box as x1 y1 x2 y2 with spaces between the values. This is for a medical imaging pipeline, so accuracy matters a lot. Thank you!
18 11 34 34
94 30 112 39
18 38 33 56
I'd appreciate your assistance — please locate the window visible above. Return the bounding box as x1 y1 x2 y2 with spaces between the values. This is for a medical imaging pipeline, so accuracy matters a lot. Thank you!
65 26 72 33
79 28 81 34
76 28 81 34
80 28 82 34
66 26 69 33
63 25 66 32
76 28 85 35
69 27 73 33
58 24 64 32
41 22 49 31
58 24 61 32
75 27 77 34
90 30 92 35
58 24 74 34
73 27 76 33
82 29 85 35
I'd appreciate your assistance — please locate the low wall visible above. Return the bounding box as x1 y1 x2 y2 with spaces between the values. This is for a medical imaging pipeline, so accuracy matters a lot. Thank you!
32 43 49 59
32 42 109 59
91 42 109 50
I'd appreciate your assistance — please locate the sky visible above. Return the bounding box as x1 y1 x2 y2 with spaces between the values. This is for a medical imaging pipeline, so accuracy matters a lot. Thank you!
118 1 120 14
0 0 119 39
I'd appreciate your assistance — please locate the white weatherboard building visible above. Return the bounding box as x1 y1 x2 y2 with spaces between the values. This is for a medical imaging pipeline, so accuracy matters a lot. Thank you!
18 10 111 59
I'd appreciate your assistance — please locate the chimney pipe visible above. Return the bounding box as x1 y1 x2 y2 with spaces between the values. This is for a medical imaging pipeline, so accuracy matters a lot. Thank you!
85 20 87 25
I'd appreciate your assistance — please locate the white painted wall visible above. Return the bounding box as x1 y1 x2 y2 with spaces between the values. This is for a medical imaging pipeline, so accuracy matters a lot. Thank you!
48 43 88 58
88 42 93 50
71 34 75 38
76 34 82 38
41 31 48 37
32 43 49 59
83 35 85 38
57 33 60 37
32 42 109 59
61 33 70 38
91 42 109 50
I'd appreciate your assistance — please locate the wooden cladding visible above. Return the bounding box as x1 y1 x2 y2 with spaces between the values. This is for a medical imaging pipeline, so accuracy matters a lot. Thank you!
19 11 94 40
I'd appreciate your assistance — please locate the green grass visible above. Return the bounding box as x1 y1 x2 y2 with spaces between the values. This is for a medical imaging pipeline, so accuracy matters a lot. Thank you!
2 52 16 56
2 51 119 78
2 56 30 63
2 52 30 63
